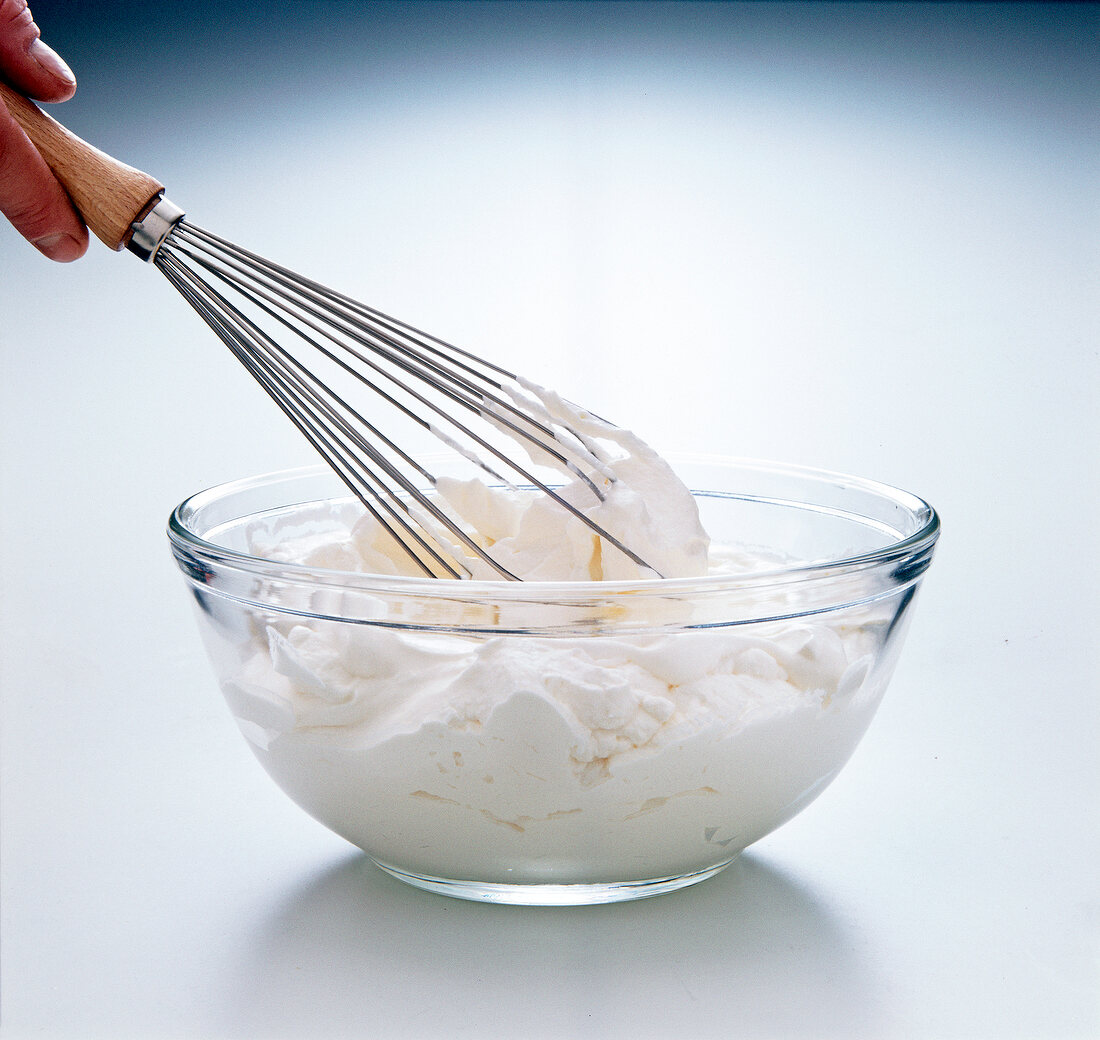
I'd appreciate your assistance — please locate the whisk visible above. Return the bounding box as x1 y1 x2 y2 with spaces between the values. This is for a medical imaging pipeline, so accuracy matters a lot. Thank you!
1 83 660 581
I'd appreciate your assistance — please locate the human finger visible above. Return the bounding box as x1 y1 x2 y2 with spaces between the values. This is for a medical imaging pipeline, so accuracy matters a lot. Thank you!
0 0 75 102
0 96 88 260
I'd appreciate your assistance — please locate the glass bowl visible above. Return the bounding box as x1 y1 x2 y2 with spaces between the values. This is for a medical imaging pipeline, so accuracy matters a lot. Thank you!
168 455 938 905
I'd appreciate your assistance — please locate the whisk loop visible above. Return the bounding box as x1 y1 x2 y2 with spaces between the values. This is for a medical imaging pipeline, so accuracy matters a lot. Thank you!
146 204 660 580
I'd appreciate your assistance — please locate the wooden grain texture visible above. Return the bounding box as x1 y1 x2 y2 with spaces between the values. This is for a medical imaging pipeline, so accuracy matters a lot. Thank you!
0 82 164 251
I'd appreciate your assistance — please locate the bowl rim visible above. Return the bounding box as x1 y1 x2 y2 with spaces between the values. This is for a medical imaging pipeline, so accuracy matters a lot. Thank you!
166 454 939 601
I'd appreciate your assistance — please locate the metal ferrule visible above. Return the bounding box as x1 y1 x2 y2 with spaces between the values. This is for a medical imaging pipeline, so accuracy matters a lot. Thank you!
127 196 186 262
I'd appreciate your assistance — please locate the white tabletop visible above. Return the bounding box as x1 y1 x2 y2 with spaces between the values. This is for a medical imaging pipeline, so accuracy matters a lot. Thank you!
2 3 1096 1037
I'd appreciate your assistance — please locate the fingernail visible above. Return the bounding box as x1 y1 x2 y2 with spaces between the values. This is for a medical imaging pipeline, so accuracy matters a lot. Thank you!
34 232 84 262
29 38 76 87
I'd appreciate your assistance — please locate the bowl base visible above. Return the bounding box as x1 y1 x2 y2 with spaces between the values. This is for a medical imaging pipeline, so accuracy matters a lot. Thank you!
370 857 739 905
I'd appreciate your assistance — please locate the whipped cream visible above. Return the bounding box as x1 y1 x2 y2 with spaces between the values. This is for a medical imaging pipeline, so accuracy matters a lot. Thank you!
203 407 893 887
258 382 711 582
217 539 888 885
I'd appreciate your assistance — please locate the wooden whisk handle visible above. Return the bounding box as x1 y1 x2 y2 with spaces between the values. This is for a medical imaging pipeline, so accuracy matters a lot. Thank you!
0 81 164 251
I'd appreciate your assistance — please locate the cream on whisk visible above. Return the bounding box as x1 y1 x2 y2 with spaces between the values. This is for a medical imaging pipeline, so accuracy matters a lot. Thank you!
282 383 711 582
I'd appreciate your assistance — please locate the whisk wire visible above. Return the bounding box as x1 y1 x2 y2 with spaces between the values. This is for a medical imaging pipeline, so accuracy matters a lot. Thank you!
172 225 611 504
159 249 504 579
156 218 662 579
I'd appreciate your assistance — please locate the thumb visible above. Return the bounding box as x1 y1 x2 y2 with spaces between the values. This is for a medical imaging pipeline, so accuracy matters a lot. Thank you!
0 1 76 103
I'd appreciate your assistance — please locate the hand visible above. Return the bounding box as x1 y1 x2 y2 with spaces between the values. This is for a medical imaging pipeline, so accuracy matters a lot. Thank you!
0 0 87 261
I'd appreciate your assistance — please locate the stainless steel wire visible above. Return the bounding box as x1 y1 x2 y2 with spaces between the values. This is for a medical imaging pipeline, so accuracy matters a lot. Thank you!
150 218 660 580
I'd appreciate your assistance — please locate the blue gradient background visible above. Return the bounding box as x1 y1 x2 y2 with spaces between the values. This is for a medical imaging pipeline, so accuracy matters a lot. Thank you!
2 4 1097 1039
